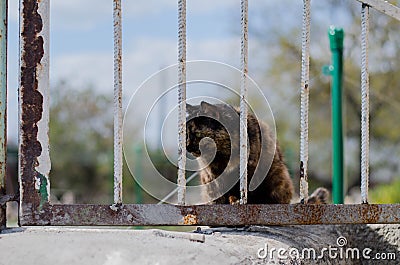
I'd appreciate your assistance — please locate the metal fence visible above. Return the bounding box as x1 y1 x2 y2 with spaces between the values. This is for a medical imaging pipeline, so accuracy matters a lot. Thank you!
1 0 400 227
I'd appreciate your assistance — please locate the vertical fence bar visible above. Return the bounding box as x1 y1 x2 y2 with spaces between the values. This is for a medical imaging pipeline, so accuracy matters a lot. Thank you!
239 0 249 204
19 0 51 220
113 0 123 205
360 4 370 204
299 0 311 203
177 0 187 205
0 0 7 230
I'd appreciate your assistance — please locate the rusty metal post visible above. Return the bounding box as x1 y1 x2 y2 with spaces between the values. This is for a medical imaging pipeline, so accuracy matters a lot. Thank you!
360 4 370 204
113 0 123 205
0 0 6 231
299 0 311 203
18 0 51 223
177 0 187 205
239 0 249 205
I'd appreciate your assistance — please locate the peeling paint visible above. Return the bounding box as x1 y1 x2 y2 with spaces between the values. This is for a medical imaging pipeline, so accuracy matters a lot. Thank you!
35 0 50 202
19 0 50 223
37 173 48 209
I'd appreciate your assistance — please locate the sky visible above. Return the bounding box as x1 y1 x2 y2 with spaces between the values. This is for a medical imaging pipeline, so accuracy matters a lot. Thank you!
7 0 253 145
6 0 353 146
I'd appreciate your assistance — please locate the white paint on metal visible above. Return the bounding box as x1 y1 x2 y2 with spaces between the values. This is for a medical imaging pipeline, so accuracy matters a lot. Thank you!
177 0 187 205
113 0 123 205
360 4 370 204
35 0 51 199
299 0 311 202
239 0 249 205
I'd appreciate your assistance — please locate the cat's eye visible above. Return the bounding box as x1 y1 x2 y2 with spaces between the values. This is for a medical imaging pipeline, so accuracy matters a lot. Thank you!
196 132 201 138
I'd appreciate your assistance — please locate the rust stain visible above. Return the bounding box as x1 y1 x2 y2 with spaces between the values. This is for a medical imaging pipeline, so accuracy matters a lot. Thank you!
179 207 199 225
183 214 198 225
19 0 46 218
18 204 400 226
293 204 325 225
360 204 381 223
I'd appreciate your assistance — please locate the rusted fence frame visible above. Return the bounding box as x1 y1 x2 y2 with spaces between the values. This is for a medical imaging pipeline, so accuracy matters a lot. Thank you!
239 0 249 204
0 0 6 231
177 0 187 205
299 0 311 202
19 204 400 226
17 0 400 227
113 0 123 206
18 0 51 221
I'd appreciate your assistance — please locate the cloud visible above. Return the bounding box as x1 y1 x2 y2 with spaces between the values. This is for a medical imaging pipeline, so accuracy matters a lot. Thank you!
6 0 271 143
48 31 270 117
51 36 243 94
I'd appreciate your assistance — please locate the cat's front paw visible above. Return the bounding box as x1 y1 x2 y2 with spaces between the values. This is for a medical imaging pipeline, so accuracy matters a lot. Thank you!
228 195 240 205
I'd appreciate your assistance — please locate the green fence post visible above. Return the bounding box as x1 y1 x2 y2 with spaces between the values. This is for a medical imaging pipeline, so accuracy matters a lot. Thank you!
327 26 345 204
0 0 7 230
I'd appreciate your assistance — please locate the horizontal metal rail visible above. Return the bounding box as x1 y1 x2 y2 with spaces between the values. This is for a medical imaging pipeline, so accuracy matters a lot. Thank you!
356 0 400 21
19 204 400 226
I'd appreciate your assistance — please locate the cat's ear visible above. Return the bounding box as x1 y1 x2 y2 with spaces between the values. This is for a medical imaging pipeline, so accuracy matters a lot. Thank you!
200 101 219 119
186 103 197 115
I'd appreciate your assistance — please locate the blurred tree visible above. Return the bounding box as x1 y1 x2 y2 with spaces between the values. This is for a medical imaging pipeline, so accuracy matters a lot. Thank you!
250 0 400 195
370 178 400 203
49 81 114 204
49 81 160 204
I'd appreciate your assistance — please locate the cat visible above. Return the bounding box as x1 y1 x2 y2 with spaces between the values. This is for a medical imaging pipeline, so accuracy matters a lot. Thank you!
186 101 328 204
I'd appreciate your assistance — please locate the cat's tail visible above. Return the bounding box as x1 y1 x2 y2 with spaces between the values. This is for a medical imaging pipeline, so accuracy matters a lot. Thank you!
306 187 330 204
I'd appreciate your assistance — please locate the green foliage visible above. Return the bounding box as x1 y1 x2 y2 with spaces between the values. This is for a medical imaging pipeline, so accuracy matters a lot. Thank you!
49 82 166 204
251 1 400 196
369 178 400 204
50 81 114 203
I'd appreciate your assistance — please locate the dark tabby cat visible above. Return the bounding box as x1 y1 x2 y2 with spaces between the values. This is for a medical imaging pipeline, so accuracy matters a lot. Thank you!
186 101 328 204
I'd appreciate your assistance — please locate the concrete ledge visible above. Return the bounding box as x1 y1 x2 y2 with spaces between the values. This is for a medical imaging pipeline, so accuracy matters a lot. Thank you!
0 224 399 264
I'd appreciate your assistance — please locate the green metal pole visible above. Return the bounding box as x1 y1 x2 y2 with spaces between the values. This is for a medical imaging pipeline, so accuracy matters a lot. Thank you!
329 26 344 204
0 0 7 230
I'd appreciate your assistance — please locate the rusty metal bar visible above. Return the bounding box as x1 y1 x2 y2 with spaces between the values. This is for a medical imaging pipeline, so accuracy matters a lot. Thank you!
299 0 311 203
0 0 7 231
356 0 400 21
18 0 51 218
239 0 249 205
360 4 370 204
19 204 400 226
113 0 123 205
177 0 187 205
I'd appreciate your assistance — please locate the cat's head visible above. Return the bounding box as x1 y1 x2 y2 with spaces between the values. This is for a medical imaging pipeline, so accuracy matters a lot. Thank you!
186 101 239 157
